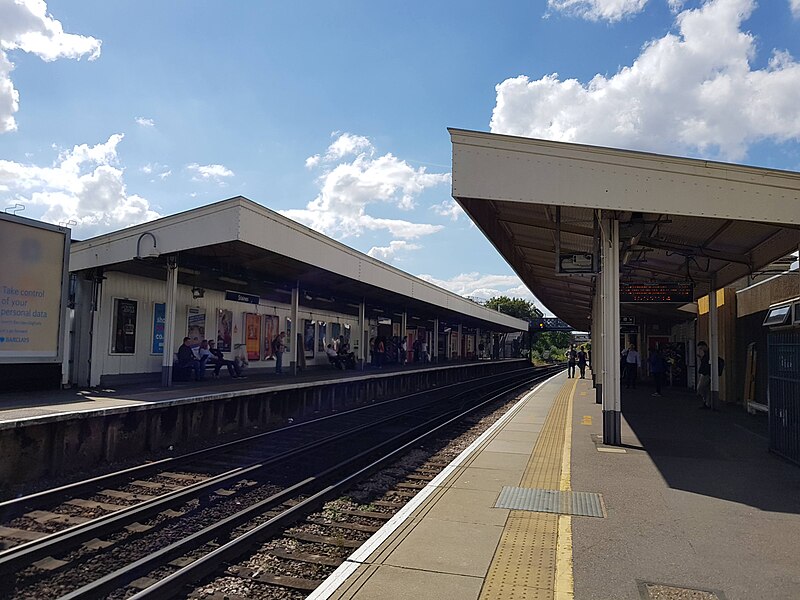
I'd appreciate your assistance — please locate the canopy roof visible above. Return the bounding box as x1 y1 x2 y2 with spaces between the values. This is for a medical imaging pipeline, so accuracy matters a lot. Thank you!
450 128 800 330
70 196 528 333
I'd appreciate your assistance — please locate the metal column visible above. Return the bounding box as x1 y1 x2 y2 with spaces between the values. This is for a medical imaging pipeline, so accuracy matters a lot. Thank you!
358 301 366 370
432 319 439 363
601 216 621 444
457 323 463 360
709 280 720 408
290 284 299 376
161 256 178 387
594 288 603 404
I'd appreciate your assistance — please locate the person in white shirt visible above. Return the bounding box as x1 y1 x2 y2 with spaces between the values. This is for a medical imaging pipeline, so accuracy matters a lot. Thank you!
623 343 641 389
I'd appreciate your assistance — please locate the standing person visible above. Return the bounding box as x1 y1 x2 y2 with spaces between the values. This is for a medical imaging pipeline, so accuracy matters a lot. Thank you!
376 336 385 368
398 336 407 365
420 338 429 363
577 346 587 379
413 337 420 363
567 345 577 378
623 343 641 389
272 331 286 374
696 341 712 409
648 345 667 396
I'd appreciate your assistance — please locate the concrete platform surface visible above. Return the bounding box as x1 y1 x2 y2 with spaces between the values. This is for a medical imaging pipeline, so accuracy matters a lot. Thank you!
0 359 517 427
309 371 800 600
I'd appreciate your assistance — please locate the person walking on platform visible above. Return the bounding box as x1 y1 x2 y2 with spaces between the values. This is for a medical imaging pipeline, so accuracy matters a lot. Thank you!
623 343 641 389
272 332 286 374
577 346 587 379
648 345 667 396
697 341 712 409
567 344 577 378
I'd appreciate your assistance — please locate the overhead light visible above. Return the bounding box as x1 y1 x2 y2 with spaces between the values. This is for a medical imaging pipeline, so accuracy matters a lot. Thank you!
276 288 292 295
304 293 313 301
179 267 201 275
317 297 335 303
135 232 160 260
191 287 205 299
219 276 248 286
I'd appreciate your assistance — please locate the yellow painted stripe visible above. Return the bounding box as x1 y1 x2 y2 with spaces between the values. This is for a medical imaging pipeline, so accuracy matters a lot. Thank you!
480 377 579 600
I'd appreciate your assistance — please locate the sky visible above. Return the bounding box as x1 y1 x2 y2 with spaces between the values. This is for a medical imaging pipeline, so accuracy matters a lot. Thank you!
1 0 799 315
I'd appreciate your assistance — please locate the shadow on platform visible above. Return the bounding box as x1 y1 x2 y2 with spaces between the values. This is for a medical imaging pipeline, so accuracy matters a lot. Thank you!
620 382 800 515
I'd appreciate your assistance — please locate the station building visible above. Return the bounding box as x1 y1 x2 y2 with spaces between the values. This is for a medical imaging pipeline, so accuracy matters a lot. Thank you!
66 197 529 388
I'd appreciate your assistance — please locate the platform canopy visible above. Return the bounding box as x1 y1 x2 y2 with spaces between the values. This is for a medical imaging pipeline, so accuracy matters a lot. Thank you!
70 196 527 333
450 129 800 330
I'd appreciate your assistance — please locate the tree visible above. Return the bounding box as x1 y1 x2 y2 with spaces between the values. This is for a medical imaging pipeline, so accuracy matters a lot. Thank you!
484 296 541 321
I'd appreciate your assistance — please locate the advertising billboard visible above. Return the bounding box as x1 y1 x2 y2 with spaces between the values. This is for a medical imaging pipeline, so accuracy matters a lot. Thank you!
0 214 69 362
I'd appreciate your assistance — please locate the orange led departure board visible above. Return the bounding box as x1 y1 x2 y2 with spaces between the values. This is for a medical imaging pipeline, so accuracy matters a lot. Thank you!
620 282 693 303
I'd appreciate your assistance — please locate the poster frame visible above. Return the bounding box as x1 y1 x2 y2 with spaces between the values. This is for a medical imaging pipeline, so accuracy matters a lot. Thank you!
0 212 70 364
109 297 138 355
244 312 261 361
303 319 315 358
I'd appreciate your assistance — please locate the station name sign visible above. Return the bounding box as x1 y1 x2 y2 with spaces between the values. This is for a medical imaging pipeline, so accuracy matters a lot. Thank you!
620 282 694 303
225 290 260 305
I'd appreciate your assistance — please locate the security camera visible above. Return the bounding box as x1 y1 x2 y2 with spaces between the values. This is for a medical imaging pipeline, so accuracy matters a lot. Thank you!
191 287 205 299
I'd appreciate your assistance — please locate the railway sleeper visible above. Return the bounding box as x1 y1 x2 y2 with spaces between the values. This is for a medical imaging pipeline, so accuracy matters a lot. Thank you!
305 517 380 533
231 566 324 592
285 531 362 548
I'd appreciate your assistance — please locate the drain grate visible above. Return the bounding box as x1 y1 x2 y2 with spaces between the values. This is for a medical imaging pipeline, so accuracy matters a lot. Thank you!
494 486 605 517
637 580 728 600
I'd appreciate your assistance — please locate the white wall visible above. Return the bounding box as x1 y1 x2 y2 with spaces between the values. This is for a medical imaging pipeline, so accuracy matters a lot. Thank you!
87 272 360 384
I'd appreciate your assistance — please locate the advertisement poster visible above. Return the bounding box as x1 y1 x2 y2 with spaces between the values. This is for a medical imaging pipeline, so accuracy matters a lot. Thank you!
262 315 279 360
317 321 326 352
245 313 261 361
0 218 66 360
112 299 137 354
304 319 315 358
216 309 232 352
152 303 165 354
187 307 206 348
285 318 292 354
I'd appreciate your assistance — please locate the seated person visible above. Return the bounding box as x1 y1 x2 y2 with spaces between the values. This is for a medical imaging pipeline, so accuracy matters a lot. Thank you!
176 336 203 381
207 340 245 378
336 342 356 369
326 344 343 369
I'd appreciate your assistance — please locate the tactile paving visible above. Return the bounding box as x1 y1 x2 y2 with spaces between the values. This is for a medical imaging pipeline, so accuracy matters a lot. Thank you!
495 487 605 518
480 377 577 600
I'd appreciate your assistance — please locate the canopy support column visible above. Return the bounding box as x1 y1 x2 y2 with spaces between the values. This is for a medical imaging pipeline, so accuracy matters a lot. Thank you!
709 277 720 408
290 283 299 376
358 301 366 370
601 216 621 445
161 256 178 387
432 319 439 363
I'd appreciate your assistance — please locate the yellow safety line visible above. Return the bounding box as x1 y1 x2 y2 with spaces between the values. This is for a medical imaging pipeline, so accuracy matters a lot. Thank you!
479 376 579 600
555 378 577 599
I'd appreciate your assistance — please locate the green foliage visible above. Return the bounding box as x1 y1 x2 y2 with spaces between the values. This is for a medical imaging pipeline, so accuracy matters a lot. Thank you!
484 296 542 321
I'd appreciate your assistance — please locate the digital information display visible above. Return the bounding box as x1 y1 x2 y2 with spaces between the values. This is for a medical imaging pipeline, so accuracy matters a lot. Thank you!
0 216 68 361
620 282 694 303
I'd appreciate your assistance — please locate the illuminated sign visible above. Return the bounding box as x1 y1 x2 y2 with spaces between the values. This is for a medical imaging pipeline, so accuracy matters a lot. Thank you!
620 282 693 303
0 215 69 362
225 290 260 305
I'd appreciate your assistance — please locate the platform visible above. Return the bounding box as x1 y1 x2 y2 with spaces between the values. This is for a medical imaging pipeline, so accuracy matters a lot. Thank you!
310 371 800 600
0 359 518 428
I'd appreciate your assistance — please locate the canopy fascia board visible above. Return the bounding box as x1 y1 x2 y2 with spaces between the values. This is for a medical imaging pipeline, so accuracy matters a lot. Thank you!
450 129 800 225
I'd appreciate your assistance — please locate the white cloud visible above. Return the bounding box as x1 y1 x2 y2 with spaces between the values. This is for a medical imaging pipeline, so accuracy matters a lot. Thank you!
187 162 234 184
282 132 449 240
431 198 465 221
135 116 155 127
158 169 171 180
415 271 553 314
547 0 685 21
547 0 648 22
493 0 800 161
367 240 421 263
791 0 800 18
0 134 160 237
0 0 101 133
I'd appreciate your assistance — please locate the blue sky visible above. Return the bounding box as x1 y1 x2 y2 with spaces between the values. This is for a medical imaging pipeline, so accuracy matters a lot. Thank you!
1 0 799 313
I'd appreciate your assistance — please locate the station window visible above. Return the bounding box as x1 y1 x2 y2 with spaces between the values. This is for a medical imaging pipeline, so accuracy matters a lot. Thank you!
762 305 791 327
111 298 138 354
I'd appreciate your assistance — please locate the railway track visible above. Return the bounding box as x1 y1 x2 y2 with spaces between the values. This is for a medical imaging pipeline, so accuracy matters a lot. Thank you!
0 365 561 599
